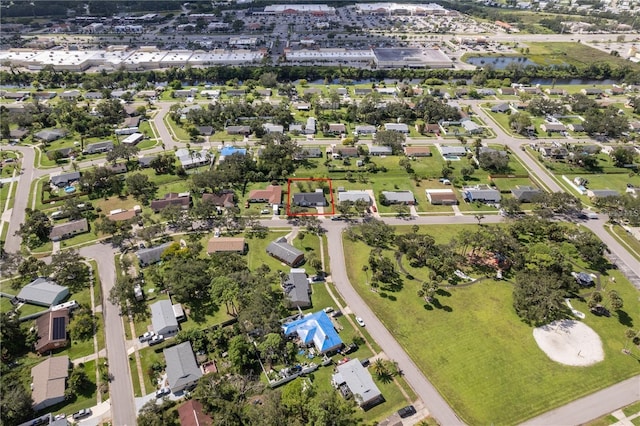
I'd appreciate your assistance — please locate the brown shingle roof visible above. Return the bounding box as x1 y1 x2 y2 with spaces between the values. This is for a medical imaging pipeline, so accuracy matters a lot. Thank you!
247 185 282 204
404 146 432 156
178 400 212 426
31 356 69 410
207 237 246 254
150 193 191 212
202 192 235 208
35 309 69 354
107 210 137 221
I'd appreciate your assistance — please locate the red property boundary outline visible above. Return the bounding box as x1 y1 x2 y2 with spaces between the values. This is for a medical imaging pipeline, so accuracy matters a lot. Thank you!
286 178 336 216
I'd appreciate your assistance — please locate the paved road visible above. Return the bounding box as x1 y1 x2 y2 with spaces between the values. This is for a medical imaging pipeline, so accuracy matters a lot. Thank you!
3 145 38 252
521 375 640 426
79 244 136 426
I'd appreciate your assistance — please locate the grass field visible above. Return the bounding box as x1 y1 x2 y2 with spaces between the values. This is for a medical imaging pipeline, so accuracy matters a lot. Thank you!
342 225 640 425
526 42 636 69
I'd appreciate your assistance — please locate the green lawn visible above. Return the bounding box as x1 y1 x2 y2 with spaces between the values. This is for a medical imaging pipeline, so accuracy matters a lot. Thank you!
342 227 640 425
607 225 640 262
129 356 143 397
138 345 165 393
623 400 640 417
47 360 98 416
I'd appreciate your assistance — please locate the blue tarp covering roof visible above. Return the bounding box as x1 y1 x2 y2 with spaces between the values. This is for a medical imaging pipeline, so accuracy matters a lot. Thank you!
220 146 247 157
282 311 343 353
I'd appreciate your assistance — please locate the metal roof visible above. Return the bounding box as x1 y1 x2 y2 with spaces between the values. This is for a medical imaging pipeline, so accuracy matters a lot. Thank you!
17 278 69 307
282 311 342 353
151 300 179 334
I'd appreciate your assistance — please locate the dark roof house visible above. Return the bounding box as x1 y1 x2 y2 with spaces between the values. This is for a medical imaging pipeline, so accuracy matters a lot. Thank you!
164 342 203 393
293 191 327 207
283 269 311 308
511 186 543 203
150 193 191 213
267 238 305 267
35 309 70 354
51 171 81 187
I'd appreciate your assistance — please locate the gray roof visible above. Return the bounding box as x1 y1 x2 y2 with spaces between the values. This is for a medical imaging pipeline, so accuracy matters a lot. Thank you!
355 125 376 133
338 191 371 204
464 187 501 202
136 242 172 265
35 129 66 142
590 189 620 198
51 171 81 186
479 147 508 157
381 190 414 203
369 145 393 155
295 147 322 159
293 192 327 206
384 123 409 132
266 238 304 266
511 186 542 202
84 140 113 154
138 156 158 167
283 270 310 307
163 342 202 393
17 278 69 307
49 218 89 240
151 300 179 334
333 358 381 406
440 146 467 156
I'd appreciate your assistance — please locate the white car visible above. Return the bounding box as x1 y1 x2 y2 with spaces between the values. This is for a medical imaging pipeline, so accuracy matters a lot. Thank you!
155 387 170 398
138 331 155 343
356 317 365 327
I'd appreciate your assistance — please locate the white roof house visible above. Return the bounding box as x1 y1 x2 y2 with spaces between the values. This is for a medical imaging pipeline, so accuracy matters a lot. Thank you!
151 300 179 336
337 190 371 204
332 358 383 408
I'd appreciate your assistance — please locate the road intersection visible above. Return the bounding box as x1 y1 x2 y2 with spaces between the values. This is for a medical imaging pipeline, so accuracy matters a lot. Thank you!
2 99 639 425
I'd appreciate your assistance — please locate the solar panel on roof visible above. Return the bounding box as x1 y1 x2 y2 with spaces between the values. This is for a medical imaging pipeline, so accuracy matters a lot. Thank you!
52 317 66 340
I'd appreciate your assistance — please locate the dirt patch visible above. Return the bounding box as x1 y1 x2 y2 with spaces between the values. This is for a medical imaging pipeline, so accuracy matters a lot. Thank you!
533 319 604 366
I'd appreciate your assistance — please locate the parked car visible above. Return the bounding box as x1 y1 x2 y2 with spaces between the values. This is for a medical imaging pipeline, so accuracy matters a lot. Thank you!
149 335 164 346
155 387 170 398
341 343 358 355
260 209 270 214
355 317 365 327
138 331 155 343
72 409 92 420
324 307 334 314
398 405 416 418
331 310 342 318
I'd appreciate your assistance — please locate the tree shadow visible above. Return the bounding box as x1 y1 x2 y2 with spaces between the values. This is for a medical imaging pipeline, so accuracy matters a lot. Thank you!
423 304 433 310
617 310 634 328
436 289 451 297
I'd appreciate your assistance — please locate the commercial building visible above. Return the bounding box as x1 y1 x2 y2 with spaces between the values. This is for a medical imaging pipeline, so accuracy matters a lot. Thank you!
261 4 336 15
373 48 452 69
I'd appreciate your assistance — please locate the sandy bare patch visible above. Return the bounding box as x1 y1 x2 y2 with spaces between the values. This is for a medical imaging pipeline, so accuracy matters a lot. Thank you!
533 319 604 366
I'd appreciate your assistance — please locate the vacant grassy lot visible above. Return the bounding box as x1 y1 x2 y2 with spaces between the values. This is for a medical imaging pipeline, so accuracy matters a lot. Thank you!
342 226 640 425
526 42 636 69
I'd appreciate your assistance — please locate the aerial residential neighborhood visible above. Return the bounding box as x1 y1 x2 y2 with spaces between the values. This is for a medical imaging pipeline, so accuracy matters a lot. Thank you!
1 1 640 426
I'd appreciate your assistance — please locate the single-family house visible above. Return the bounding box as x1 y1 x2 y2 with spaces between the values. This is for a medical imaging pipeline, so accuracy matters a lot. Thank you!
178 400 212 426
84 140 114 154
293 190 327 207
588 189 620 199
354 88 372 96
499 87 516 95
293 102 311 111
105 162 127 175
426 189 458 205
463 185 501 203
479 146 508 157
423 123 441 135
283 268 311 308
338 191 371 204
511 186 543 203
51 147 74 159
138 155 157 168
404 146 432 157
219 146 247 159
257 89 272 97
31 356 70 411
173 88 198 98
84 91 103 100
202 192 235 208
226 125 251 136
568 123 585 132
355 125 376 135
327 123 346 135
381 191 415 205
581 88 603 96
264 123 284 134
546 88 566 96
50 171 81 187
121 132 144 146
207 237 246 254
18 278 69 307
294 147 323 160
35 129 66 142
491 103 511 113
107 209 138 222
539 146 569 159
60 90 81 100
540 123 566 133
439 145 467 157
368 145 393 156
332 146 359 158
196 126 213 137
34 309 70 354
123 116 141 128
266 238 305 267
50 218 89 241
461 119 482 134
150 192 191 213
227 89 245 97
9 128 29 140
176 148 210 169
32 91 57 100
384 123 409 133
136 242 173 266
151 300 180 336
164 342 203 393
248 185 282 205
332 358 383 409
282 311 343 354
